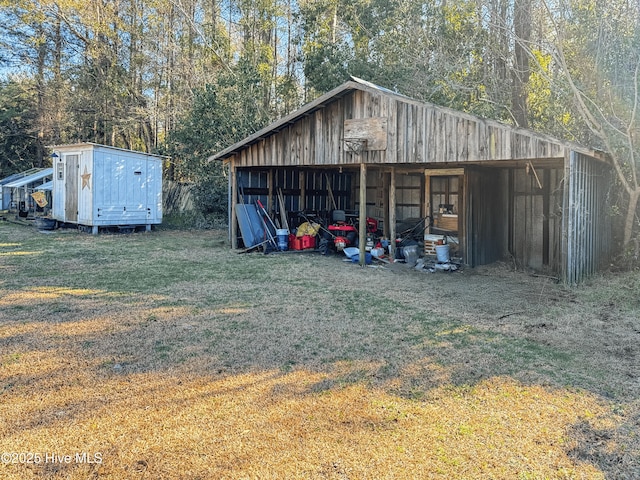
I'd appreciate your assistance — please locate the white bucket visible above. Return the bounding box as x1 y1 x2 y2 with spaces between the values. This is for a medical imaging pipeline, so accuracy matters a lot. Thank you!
276 229 288 251
435 244 450 263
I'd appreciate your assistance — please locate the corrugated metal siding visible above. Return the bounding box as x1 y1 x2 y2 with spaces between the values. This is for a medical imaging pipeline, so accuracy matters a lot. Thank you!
510 166 564 271
465 167 509 267
563 152 612 285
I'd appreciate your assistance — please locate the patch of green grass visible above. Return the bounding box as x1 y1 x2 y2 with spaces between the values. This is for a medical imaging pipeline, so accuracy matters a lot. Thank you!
7 304 30 312
1 353 21 365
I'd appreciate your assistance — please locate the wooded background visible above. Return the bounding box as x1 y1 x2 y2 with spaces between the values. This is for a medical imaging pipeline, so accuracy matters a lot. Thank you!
1 0 639 253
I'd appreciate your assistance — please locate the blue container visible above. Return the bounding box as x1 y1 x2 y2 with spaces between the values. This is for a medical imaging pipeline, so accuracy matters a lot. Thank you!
276 229 288 251
351 252 373 264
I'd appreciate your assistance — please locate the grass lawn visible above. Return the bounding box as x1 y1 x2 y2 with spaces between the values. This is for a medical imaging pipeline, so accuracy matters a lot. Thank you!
0 221 638 479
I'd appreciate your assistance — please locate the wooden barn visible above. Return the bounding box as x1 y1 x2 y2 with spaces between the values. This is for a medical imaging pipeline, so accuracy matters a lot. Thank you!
210 77 612 284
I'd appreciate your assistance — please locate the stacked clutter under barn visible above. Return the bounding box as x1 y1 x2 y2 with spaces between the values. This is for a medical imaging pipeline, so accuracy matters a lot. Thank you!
232 168 464 273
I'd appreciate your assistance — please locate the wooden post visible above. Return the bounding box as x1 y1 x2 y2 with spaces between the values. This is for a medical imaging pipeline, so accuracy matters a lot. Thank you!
382 171 390 239
299 170 306 211
543 167 550 266
230 160 238 249
389 167 396 259
359 163 367 266
424 169 431 234
267 169 274 213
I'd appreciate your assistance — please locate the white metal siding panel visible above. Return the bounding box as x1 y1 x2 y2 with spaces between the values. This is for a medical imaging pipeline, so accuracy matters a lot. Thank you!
52 157 65 221
91 148 163 226
147 158 163 223
77 149 93 224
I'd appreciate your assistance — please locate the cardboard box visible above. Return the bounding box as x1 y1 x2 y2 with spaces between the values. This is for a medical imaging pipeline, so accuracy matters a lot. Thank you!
434 214 458 231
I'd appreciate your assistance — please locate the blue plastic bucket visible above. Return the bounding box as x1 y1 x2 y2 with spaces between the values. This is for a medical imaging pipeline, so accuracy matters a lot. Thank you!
276 229 288 251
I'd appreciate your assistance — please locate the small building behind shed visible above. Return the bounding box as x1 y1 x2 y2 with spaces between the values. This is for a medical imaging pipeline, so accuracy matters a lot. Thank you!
50 143 163 233
1 172 28 210
1 168 53 216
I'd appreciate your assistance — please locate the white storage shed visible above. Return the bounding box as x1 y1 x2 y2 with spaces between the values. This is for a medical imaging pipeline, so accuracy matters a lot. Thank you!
51 143 163 233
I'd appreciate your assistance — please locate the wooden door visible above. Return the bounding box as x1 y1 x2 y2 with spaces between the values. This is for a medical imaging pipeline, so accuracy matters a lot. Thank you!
65 154 79 222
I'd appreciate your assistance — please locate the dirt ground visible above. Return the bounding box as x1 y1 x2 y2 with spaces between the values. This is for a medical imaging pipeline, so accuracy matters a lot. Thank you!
0 223 639 479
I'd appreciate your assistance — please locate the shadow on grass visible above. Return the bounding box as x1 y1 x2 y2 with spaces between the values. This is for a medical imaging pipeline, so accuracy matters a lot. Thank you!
1 224 638 478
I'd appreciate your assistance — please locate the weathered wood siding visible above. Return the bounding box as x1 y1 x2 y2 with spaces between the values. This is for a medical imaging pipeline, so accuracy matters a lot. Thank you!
230 89 568 168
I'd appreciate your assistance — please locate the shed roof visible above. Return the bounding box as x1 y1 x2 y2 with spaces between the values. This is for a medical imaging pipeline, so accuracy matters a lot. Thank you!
35 180 53 191
210 76 604 163
0 168 42 186
3 168 53 188
0 172 26 186
49 142 169 159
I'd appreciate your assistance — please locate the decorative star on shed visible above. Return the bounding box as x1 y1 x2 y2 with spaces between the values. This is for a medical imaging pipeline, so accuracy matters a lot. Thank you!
81 166 91 190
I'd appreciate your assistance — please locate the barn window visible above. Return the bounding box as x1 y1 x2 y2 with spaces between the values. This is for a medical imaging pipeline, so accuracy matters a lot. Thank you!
430 175 461 234
431 176 459 214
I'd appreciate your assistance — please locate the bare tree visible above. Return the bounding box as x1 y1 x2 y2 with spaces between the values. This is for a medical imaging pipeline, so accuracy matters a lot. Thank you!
534 0 640 254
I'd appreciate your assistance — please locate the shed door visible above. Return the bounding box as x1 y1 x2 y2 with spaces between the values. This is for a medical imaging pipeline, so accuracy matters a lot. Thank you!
65 154 79 222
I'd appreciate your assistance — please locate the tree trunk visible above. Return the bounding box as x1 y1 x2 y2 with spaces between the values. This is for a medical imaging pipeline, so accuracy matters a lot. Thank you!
35 24 47 167
623 188 640 248
512 0 531 128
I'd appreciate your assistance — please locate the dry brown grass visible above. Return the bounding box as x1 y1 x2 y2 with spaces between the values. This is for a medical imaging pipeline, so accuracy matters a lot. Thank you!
0 223 638 479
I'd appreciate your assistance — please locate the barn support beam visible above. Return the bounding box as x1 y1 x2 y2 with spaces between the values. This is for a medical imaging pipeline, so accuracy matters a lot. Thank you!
389 167 396 259
424 169 431 234
299 170 306 211
562 150 573 284
359 163 367 266
230 161 238 249
267 169 274 213
382 171 390 239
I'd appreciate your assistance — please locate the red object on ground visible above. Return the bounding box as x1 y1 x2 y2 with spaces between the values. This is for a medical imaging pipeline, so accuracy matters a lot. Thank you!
289 234 303 250
301 235 316 250
289 234 315 250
